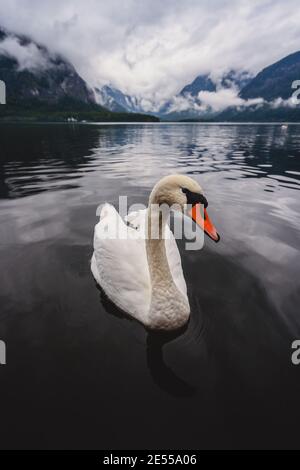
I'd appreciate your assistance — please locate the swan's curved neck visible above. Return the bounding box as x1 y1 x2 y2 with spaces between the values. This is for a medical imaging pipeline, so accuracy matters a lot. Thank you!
146 205 172 285
145 196 189 330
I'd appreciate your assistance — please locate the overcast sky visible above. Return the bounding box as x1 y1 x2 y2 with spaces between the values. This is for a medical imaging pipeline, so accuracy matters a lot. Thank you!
0 0 300 103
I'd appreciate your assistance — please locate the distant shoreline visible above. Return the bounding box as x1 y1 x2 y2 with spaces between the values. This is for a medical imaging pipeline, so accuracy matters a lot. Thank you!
1 120 300 125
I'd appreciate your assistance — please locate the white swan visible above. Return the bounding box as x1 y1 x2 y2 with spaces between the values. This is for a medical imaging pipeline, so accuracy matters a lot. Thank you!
91 175 220 331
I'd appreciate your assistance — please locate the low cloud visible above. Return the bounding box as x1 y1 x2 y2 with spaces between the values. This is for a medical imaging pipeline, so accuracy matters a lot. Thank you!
165 86 264 115
270 97 299 108
197 89 263 113
0 36 50 70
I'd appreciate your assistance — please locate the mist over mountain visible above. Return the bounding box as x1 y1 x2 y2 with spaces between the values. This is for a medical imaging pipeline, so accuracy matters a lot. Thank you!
159 56 300 121
180 75 216 97
94 85 144 114
94 70 254 120
157 70 253 120
240 51 300 101
0 26 158 122
219 51 300 121
180 70 252 97
0 27 95 107
1 23 300 122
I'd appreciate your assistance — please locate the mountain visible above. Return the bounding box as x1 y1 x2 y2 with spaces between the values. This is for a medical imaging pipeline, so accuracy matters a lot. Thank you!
0 27 158 122
94 85 127 112
0 27 95 107
158 69 252 120
240 51 300 101
94 85 144 113
180 74 216 97
162 52 300 121
94 70 252 120
219 51 300 121
4 22 298 123
221 70 253 91
179 70 252 98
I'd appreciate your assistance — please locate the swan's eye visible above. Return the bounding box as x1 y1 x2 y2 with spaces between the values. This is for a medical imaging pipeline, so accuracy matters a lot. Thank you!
181 188 208 208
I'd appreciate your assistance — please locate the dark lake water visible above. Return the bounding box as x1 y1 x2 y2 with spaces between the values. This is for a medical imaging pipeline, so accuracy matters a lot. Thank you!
0 122 299 449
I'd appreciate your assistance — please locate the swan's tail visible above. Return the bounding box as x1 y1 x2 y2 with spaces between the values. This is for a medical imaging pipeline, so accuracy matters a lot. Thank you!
98 203 114 220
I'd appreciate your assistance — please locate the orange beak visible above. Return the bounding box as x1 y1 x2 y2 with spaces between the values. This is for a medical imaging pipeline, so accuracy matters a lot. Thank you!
189 204 220 243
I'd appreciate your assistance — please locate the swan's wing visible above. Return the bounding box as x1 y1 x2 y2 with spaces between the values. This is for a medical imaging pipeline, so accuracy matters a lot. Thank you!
91 204 151 324
124 209 147 230
125 209 188 299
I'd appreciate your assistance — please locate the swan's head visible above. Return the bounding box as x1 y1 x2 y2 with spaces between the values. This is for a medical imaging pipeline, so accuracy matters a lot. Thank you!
149 174 220 242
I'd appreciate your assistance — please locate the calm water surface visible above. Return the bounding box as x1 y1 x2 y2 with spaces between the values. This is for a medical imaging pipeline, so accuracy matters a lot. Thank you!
0 123 299 449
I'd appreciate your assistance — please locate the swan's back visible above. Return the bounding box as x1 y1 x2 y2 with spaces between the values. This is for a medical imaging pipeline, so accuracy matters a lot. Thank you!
91 204 188 326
